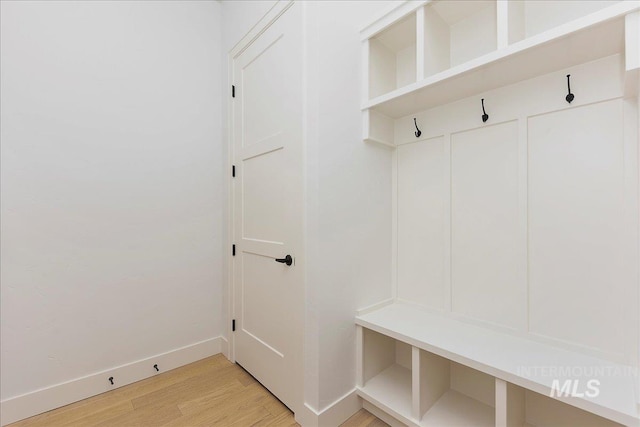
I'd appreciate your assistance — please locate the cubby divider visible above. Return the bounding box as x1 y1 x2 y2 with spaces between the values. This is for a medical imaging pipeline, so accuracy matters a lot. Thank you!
422 0 497 78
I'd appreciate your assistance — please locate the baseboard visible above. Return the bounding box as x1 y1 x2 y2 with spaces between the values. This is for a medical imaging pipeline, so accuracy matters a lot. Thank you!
220 335 230 359
0 336 223 426
299 389 362 427
317 389 361 426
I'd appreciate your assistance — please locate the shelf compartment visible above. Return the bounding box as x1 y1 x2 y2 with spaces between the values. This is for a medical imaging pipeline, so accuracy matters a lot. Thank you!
508 0 622 44
502 382 624 427
417 349 495 426
364 1 637 119
357 328 413 422
368 12 417 99
422 0 497 78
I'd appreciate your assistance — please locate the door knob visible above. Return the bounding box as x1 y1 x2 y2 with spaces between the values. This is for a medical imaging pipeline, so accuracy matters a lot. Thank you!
275 255 293 266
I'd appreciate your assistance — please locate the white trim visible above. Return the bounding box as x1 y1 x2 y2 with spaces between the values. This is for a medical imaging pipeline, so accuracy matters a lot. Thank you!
443 132 452 313
495 378 508 427
415 6 425 81
300 389 362 427
364 136 396 149
0 337 223 426
637 71 640 408
229 1 293 59
220 335 230 359
496 0 509 49
391 147 399 299
637 70 640 407
318 389 362 426
362 40 370 105
626 11 640 72
357 298 395 317
360 0 427 41
356 326 364 388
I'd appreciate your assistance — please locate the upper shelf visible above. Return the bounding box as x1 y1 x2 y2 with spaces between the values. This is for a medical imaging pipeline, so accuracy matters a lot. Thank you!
362 1 640 119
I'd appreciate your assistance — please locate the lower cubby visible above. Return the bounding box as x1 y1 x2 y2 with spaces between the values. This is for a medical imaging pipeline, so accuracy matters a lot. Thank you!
417 349 495 427
502 383 623 427
357 327 497 427
359 328 413 421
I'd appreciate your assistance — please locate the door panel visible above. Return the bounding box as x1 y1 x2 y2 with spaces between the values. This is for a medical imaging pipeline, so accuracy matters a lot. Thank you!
242 36 287 148
242 148 285 243
242 251 288 355
232 3 303 414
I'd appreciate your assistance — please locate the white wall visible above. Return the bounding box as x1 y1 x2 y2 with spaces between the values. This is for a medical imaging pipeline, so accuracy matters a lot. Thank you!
0 0 223 406
305 1 395 411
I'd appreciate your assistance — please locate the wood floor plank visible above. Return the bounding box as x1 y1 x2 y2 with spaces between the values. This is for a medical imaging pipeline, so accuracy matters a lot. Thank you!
12 355 231 427
94 403 182 427
262 395 290 418
57 401 135 427
131 364 240 409
9 400 134 427
264 410 301 427
177 380 245 415
171 383 272 426
7 355 386 427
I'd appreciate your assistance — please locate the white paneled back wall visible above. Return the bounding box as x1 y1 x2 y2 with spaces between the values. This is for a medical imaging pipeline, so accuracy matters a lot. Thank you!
394 53 638 366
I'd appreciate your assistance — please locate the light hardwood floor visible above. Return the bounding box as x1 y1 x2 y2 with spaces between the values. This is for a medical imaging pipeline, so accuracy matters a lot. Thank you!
8 355 387 427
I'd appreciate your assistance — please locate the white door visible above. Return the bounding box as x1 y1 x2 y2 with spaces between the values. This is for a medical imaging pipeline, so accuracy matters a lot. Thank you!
231 3 303 414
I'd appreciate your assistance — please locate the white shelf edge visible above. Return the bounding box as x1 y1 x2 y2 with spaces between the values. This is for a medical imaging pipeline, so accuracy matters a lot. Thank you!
361 1 640 114
357 364 417 427
419 390 495 427
360 0 428 41
357 388 418 427
364 138 395 148
356 298 395 316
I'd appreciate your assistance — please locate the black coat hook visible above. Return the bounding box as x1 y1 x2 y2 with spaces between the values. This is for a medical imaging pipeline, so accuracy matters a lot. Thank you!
108 376 114 385
565 74 574 103
481 99 489 123
413 118 421 138
154 364 159 372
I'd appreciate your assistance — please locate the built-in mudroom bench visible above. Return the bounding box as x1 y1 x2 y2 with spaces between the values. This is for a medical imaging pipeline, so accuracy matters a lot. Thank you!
357 0 640 426
356 303 637 426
